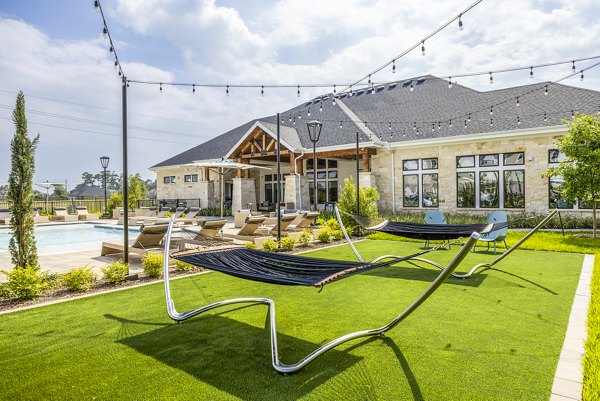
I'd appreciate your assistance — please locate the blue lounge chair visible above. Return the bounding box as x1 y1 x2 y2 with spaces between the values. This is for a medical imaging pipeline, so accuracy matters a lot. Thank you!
473 211 508 254
424 210 447 248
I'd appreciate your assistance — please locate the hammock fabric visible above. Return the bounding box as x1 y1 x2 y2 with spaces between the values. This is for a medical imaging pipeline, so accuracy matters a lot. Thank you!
365 220 508 241
173 247 414 287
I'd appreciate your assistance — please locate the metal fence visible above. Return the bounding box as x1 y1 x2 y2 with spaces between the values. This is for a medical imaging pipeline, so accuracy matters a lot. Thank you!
0 198 157 215
158 198 232 216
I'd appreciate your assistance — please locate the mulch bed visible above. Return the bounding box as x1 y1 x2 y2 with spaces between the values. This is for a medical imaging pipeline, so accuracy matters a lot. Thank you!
0 239 351 313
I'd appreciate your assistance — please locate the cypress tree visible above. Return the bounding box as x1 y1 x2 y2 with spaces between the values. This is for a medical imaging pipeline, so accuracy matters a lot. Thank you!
8 91 40 268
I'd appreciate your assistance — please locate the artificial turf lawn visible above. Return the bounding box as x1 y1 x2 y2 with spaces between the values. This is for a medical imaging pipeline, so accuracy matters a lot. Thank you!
0 240 584 401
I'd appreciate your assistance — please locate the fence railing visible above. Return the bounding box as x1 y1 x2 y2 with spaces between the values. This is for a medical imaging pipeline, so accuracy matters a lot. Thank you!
0 198 157 215
158 198 232 216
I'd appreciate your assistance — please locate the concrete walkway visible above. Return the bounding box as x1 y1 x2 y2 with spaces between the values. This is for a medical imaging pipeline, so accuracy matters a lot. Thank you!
550 254 594 401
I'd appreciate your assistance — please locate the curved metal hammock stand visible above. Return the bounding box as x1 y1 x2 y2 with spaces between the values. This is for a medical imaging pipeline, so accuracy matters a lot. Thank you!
335 206 559 279
163 217 480 373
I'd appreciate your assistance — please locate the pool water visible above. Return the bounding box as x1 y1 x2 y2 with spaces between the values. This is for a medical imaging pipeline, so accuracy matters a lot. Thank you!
0 223 139 254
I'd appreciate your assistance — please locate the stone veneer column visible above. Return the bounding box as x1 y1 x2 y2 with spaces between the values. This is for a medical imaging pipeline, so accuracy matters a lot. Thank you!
359 171 376 188
198 181 215 208
284 175 310 210
232 177 256 212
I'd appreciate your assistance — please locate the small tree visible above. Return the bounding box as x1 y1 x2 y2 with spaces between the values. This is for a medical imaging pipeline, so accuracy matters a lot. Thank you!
52 184 68 198
336 177 380 233
545 113 600 237
8 91 39 268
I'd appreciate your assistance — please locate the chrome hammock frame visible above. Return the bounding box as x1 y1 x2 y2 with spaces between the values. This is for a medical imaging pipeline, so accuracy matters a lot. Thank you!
335 206 559 279
163 217 480 373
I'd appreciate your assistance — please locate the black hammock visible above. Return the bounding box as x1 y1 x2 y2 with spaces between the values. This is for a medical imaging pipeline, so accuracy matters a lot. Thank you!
365 220 508 240
173 247 429 287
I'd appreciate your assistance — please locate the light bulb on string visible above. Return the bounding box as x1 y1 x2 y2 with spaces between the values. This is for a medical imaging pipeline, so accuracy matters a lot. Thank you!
468 113 471 122
368 74 372 85
339 121 343 129
517 116 521 125
490 118 493 126
297 85 300 97
544 112 547 122
292 117 296 125
332 97 336 106
109 45 114 53
349 86 353 96
416 127 420 135
449 119 452 128
516 97 520 107
392 59 396 73
438 122 441 130
571 110 575 119
333 84 337 94
298 111 301 120
530 67 533 79
289 116 292 122
572 60 576 72
448 77 452 88
94 0 100 10
431 124 435 132
413 122 417 130
389 122 392 131
192 84 195 93
464 120 467 128
307 109 311 117
114 60 118 69
409 83 414 92
261 86 264 97
544 85 548 95
580 71 584 81
421 41 426 56
319 102 323 112
159 83 163 92
458 13 464 30
402 129 406 137
490 106 493 115
226 85 229 96
281 117 284 124
102 26 108 38
489 72 493 84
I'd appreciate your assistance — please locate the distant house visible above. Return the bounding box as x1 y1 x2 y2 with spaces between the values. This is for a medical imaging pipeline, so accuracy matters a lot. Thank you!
69 185 112 199
150 75 600 215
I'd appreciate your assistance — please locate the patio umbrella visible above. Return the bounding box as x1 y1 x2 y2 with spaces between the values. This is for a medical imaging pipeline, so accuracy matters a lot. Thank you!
187 159 271 218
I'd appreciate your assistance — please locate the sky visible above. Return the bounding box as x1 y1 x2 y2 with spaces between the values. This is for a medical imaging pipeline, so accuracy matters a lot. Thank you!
0 0 599 190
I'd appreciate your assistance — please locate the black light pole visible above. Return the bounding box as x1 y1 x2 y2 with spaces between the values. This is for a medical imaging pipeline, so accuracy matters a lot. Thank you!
100 156 110 218
276 113 281 245
122 76 129 267
356 131 360 217
306 120 323 211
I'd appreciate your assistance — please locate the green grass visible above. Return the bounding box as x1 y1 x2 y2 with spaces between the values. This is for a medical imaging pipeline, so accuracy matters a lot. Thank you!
0 240 584 400
584 255 600 401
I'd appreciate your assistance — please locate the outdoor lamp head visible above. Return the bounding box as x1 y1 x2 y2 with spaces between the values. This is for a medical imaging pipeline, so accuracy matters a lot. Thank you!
100 156 110 169
306 120 323 143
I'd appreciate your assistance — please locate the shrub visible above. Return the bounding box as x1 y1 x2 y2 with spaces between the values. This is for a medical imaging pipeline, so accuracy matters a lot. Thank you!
317 228 331 243
325 218 341 231
315 217 326 226
330 229 344 241
297 230 313 247
1 265 44 300
101 261 129 284
0 282 10 298
61 266 96 291
262 238 278 252
244 242 258 249
279 237 296 251
172 259 195 272
337 177 380 233
142 253 163 278
40 271 61 291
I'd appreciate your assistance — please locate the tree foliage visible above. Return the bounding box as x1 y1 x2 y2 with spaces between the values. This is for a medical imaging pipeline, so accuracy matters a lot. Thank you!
546 113 600 237
336 177 380 233
52 184 68 198
8 91 39 268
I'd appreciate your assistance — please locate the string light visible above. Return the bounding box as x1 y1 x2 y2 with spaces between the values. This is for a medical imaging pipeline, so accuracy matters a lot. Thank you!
490 118 493 126
392 59 396 73
464 120 467 128
449 119 452 128
333 84 337 94
572 60 576 72
402 130 406 137
571 110 575 119
298 111 301 120
109 45 114 53
517 116 521 125
339 121 343 129
292 117 296 125
581 71 584 81
297 85 300 97
468 113 471 122
458 13 464 30
490 106 493 115
332 97 336 106
94 0 100 10
102 26 108 38
389 122 392 130
530 66 533 79
516 97 520 106
431 124 435 132
261 85 264 97
192 84 195 93
289 116 292 122
416 127 420 135
413 122 417 130
438 122 441 130
319 102 323 112
544 85 548 95
409 83 414 92
159 83 162 92
307 109 311 117
448 77 452 88
544 112 547 122
281 117 284 124
489 72 493 84
114 60 118 69
226 85 229 96
421 41 426 56
368 74 372 85
349 86 353 96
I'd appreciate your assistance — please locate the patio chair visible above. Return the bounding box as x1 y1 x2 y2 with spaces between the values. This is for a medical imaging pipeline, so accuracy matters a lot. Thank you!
52 207 79 222
139 209 171 225
75 206 99 221
100 223 169 256
255 213 298 236
472 211 508 254
32 209 49 224
0 208 11 225
224 215 268 241
424 210 448 248
175 207 205 225
287 211 320 231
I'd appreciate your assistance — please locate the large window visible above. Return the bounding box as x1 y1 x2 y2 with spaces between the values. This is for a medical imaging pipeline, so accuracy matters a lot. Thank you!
163 176 175 184
184 174 198 183
307 158 339 204
402 158 438 208
456 152 525 209
264 174 284 204
547 149 590 209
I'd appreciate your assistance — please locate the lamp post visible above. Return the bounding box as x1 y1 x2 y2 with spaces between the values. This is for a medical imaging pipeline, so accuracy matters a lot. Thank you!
100 156 110 218
306 120 323 211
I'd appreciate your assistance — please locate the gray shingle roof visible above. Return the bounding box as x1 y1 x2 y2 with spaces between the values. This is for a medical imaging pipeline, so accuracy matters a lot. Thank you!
151 75 600 169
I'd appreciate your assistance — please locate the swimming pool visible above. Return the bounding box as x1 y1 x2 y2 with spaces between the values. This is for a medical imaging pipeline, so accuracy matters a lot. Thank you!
0 223 140 254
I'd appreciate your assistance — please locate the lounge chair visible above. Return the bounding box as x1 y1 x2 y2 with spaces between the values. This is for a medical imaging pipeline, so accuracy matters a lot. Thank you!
255 213 298 236
424 210 448 248
190 219 229 239
175 207 205 225
139 209 170 225
224 215 268 241
51 207 78 222
123 207 158 225
473 211 508 254
32 209 49 224
75 206 99 221
0 208 11 225
287 211 320 231
100 223 169 256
